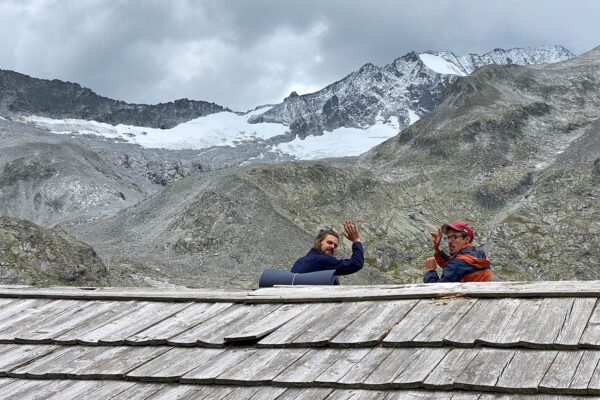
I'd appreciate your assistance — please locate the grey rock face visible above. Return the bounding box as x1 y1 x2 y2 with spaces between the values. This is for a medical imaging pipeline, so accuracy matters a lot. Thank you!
0 214 109 285
0 69 228 128
249 46 574 136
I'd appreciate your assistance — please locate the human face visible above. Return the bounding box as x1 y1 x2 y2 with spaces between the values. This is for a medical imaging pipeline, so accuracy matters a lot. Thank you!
319 234 339 256
446 229 470 255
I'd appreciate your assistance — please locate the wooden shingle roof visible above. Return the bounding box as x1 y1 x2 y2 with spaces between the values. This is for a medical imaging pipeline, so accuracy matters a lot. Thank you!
1 282 600 399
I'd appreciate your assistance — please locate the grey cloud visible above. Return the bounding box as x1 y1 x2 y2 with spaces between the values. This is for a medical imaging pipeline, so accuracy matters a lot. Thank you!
1 0 599 110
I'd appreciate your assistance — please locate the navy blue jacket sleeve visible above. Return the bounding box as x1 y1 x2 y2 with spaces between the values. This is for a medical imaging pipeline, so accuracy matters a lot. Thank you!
322 242 364 275
423 258 477 283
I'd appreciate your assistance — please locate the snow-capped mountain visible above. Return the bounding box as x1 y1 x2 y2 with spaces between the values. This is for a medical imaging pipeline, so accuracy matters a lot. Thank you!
6 45 575 162
248 45 575 136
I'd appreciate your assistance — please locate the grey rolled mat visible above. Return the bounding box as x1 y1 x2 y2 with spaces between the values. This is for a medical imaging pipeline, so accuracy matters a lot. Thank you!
259 268 340 288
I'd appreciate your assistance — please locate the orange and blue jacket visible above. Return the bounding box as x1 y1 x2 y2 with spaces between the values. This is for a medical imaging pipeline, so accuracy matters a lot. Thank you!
424 243 492 283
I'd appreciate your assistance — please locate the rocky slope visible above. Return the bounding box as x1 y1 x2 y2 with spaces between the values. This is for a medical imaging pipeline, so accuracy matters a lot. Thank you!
249 46 574 136
0 214 110 285
0 69 228 128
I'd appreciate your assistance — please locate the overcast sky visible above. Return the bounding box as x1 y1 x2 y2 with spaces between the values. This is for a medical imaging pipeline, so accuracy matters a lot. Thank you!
1 0 598 111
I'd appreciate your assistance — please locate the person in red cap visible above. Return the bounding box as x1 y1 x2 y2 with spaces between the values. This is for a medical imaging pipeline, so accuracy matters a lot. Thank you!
423 221 492 283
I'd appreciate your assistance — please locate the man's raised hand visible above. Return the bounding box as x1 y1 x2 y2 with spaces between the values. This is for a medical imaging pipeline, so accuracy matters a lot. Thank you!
343 220 361 243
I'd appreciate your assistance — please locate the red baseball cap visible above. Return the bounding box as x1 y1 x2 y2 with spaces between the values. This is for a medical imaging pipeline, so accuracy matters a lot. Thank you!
441 221 474 242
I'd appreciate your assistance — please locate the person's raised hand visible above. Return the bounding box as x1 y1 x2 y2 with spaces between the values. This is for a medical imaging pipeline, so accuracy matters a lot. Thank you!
424 257 437 272
430 227 442 251
343 220 361 243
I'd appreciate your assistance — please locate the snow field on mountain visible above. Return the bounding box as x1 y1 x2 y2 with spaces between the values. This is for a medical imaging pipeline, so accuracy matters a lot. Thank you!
272 118 400 159
23 108 287 150
419 53 466 75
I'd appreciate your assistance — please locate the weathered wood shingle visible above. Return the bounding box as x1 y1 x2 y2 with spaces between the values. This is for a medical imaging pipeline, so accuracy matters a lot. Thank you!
2 282 600 398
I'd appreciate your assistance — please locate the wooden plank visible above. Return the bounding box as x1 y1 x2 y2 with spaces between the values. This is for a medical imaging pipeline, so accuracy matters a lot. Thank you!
423 348 481 390
385 391 454 400
0 344 58 374
109 383 165 399
44 380 135 399
248 386 288 400
11 345 92 377
0 378 74 399
291 302 372 346
454 349 515 390
76 302 188 344
554 298 597 347
0 299 58 333
199 386 237 400
0 300 82 341
5 281 600 304
516 298 574 347
277 388 334 400
180 347 258 383
579 301 600 347
477 299 543 346
583 352 600 393
217 348 308 384
337 347 393 385
221 387 261 399
52 300 144 343
169 304 280 346
314 348 372 384
383 300 447 345
61 346 169 379
127 347 225 381
331 300 418 346
273 348 343 384
568 351 600 391
446 298 521 346
144 384 218 399
326 389 389 399
257 303 340 346
411 299 477 345
363 348 422 387
0 299 43 323
12 300 119 343
127 302 233 344
539 351 584 391
224 303 309 342
496 350 558 393
393 348 450 387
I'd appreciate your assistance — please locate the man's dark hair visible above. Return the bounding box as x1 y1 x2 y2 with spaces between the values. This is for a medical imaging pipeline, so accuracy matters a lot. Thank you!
314 229 340 250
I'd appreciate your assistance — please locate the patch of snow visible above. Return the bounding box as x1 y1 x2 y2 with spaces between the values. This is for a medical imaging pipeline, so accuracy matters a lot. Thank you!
272 122 399 160
408 110 420 125
419 53 466 76
22 112 288 150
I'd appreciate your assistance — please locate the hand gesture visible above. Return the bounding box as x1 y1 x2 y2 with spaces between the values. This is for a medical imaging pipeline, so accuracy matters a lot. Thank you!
343 220 361 243
424 257 437 272
430 227 442 251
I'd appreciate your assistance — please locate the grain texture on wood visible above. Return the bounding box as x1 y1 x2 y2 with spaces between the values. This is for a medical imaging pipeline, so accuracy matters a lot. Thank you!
383 300 447 345
180 348 258 383
454 349 515 390
169 304 280 346
273 348 342 384
331 300 418 346
423 348 480 390
568 351 600 391
394 348 450 387
363 348 421 387
291 302 372 346
337 347 393 385
496 350 558 393
477 299 541 346
127 347 224 381
554 298 596 347
539 350 584 391
0 344 58 374
126 302 231 344
314 348 372 384
412 299 476 345
447 298 520 346
219 348 308 384
109 383 165 399
224 304 309 342
579 301 600 347
257 303 339 346
516 298 573 347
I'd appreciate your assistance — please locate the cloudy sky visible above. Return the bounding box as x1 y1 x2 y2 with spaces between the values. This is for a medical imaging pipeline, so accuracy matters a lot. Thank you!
1 0 598 111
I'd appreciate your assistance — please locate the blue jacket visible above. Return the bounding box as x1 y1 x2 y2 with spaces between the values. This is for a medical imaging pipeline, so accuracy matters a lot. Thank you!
424 244 492 283
292 242 364 276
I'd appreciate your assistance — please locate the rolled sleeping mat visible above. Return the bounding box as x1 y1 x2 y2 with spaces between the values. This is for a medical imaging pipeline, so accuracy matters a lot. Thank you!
259 268 340 288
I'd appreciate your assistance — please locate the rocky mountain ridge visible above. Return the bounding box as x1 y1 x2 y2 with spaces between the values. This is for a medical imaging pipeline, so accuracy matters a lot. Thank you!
248 45 574 136
0 69 228 129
